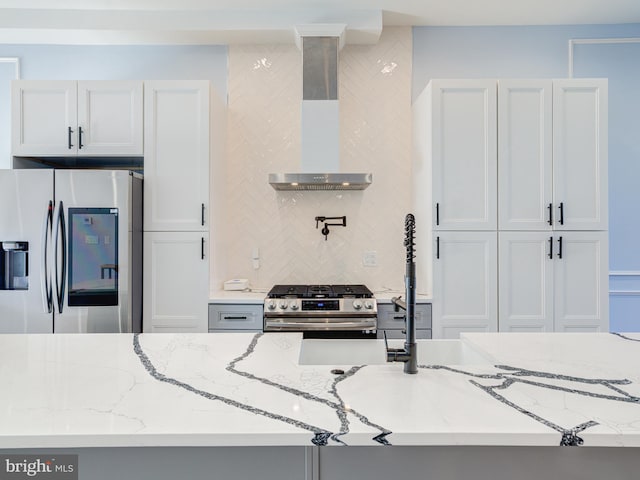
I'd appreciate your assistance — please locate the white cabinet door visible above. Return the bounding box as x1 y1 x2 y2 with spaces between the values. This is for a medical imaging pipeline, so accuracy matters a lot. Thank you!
553 79 608 231
554 231 608 332
498 80 553 230
431 80 497 230
12 80 77 156
432 231 498 339
12 80 143 157
143 231 209 332
77 81 143 156
498 232 554 332
144 81 210 232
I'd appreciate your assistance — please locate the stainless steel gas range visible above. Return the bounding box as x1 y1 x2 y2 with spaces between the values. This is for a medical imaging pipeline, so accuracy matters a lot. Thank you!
263 284 377 337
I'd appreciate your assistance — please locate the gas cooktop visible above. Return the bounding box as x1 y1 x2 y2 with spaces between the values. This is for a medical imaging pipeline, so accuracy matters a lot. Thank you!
266 284 374 299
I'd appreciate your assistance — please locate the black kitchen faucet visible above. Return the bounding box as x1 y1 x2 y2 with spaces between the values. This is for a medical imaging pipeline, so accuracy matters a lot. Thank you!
386 213 418 374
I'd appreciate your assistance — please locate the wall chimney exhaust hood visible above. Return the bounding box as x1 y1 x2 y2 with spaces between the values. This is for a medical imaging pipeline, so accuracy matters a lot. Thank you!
269 25 372 191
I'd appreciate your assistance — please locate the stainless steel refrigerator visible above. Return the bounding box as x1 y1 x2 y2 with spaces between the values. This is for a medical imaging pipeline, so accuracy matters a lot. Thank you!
0 169 142 333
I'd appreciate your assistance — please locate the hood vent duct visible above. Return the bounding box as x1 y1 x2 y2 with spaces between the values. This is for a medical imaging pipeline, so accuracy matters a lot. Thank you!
269 27 372 191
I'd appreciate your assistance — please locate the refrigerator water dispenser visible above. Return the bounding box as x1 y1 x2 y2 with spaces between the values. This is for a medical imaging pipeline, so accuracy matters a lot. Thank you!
0 242 29 290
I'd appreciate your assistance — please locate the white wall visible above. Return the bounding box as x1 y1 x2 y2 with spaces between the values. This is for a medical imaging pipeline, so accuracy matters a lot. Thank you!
220 27 413 293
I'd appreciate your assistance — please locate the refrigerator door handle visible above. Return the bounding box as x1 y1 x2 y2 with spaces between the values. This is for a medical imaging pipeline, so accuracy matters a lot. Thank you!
53 201 67 314
40 201 54 313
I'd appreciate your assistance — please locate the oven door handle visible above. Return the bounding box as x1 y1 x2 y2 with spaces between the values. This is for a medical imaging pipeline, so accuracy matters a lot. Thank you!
264 320 377 331
264 312 377 318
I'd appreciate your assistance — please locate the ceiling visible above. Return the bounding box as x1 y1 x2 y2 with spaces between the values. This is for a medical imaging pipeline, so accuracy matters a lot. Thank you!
1 0 639 45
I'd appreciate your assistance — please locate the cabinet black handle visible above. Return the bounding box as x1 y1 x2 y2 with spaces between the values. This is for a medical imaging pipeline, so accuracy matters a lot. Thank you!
557 236 563 259
201 237 205 260
548 236 553 259
548 203 553 225
78 126 84 149
436 203 440 226
393 315 405 321
558 202 564 225
67 127 74 149
436 236 440 259
223 316 248 321
201 203 205 226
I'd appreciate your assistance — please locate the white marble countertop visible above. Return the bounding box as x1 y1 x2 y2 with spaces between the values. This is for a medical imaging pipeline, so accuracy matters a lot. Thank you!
1 332 639 449
209 290 431 303
209 290 267 303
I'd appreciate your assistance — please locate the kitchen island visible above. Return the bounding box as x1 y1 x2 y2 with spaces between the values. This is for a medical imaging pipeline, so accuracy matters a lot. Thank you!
1 332 640 479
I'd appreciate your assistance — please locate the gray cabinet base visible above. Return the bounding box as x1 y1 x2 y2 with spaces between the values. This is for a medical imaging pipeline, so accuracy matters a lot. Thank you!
3 445 638 480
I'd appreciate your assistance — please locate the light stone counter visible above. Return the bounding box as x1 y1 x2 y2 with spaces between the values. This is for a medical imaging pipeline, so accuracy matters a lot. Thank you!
209 290 267 303
1 332 640 450
209 289 431 304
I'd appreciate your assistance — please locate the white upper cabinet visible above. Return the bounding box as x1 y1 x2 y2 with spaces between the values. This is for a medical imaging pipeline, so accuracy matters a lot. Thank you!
12 80 143 157
12 81 77 156
552 79 608 231
144 81 210 232
498 79 607 231
498 80 554 230
430 80 497 231
76 81 143 155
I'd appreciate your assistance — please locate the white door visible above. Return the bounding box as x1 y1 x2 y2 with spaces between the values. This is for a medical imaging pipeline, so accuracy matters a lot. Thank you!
143 231 209 332
144 81 210 231
498 232 554 332
431 80 497 230
498 80 553 230
552 79 608 231
11 80 77 156
432 231 498 339
0 170 54 333
77 81 143 156
554 231 608 332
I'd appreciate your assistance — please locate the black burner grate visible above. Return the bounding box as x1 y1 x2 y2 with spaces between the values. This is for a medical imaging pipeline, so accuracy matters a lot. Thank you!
267 284 373 299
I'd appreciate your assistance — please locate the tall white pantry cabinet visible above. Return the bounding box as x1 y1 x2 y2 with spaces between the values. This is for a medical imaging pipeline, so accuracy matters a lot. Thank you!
413 79 608 338
143 81 224 333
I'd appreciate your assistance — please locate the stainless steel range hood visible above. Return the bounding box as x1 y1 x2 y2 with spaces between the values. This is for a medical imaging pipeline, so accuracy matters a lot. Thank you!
269 172 373 190
269 26 372 191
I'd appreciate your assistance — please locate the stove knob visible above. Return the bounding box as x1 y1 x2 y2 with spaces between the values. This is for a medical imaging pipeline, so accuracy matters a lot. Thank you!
364 300 374 310
267 300 277 310
352 299 363 310
279 300 289 310
290 302 299 311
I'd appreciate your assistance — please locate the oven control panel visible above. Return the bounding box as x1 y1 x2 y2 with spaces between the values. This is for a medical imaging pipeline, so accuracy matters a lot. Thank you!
265 298 377 315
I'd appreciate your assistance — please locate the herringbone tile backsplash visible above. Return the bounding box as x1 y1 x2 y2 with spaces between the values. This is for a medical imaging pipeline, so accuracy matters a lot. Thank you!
216 27 413 294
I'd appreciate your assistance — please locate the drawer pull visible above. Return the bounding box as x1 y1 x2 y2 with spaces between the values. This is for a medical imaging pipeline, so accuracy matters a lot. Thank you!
223 316 249 320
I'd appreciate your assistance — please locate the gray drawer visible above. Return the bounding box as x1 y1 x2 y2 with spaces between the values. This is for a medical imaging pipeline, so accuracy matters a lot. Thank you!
208 304 263 331
377 329 431 340
377 303 432 330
